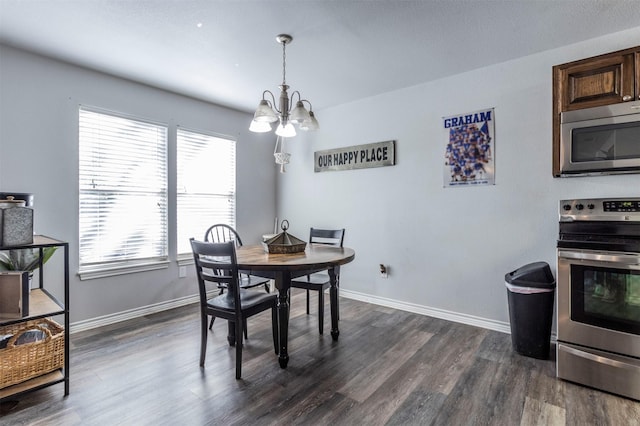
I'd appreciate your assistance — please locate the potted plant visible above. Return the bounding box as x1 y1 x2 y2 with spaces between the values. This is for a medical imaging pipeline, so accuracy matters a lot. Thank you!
0 247 57 278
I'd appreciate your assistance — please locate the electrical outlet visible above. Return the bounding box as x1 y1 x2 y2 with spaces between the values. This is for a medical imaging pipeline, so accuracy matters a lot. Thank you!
179 266 187 278
379 264 388 278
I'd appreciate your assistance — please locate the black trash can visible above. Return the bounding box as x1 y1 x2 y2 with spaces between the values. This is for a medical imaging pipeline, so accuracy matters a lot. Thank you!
505 261 555 359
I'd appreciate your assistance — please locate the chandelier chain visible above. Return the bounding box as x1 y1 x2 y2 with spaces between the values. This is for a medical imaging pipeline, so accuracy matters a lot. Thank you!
282 40 287 85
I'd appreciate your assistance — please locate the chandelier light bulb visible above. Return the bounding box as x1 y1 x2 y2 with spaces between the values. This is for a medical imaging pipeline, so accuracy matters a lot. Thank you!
290 101 311 124
249 120 272 133
252 99 278 123
300 110 319 131
275 122 296 137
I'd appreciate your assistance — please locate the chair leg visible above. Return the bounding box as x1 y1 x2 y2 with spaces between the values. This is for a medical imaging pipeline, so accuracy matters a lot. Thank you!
221 317 247 338
306 289 310 314
200 312 208 367
318 289 324 335
227 321 236 346
235 319 243 380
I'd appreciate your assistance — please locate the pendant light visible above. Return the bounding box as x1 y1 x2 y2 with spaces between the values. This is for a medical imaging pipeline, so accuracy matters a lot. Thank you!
249 34 319 138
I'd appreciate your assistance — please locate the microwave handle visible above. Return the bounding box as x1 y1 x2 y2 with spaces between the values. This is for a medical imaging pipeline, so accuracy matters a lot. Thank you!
558 250 640 265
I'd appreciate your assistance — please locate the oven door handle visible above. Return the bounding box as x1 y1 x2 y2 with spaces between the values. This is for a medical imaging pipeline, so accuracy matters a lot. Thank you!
560 344 640 372
558 250 640 265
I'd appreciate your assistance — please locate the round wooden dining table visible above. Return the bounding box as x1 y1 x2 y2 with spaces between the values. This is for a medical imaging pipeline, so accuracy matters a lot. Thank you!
235 243 355 368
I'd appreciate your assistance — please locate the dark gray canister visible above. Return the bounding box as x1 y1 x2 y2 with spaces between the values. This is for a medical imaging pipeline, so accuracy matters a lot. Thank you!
0 196 33 246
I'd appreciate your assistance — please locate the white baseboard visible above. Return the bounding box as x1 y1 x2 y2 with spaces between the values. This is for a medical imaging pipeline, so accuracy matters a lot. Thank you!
339 288 513 335
69 294 199 334
71 289 556 342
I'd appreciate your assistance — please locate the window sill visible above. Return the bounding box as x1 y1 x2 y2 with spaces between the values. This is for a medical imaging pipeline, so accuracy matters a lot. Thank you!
176 254 193 267
79 259 170 280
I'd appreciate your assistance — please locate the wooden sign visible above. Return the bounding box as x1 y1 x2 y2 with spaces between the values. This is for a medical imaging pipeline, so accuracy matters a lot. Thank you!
0 271 29 318
314 140 396 172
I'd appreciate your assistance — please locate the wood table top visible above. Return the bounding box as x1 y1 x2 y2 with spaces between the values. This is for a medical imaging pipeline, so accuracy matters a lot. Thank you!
236 243 355 272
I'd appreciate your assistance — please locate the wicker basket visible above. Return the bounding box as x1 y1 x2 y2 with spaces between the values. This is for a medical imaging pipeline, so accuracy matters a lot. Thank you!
0 318 64 389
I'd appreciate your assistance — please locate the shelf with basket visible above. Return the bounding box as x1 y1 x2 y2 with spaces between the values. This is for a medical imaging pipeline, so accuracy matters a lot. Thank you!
0 235 69 400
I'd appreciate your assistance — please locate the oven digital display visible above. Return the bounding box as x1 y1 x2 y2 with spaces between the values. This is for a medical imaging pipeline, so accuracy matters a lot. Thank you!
603 200 640 212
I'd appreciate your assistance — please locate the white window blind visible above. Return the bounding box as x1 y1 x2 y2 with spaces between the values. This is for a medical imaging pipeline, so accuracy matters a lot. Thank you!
177 128 236 255
79 107 168 277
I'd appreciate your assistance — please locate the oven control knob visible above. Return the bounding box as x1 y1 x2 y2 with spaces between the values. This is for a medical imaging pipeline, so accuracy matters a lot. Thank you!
576 203 584 210
587 204 595 210
562 204 572 211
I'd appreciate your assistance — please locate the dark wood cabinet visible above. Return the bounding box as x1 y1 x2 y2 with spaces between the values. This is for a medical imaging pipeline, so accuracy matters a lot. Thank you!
552 46 640 176
636 50 640 101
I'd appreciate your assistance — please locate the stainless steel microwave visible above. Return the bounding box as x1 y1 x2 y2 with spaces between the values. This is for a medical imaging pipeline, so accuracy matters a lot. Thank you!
560 101 640 176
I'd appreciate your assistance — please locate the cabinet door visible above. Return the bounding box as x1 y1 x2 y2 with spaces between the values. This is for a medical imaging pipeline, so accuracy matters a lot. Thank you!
557 53 635 111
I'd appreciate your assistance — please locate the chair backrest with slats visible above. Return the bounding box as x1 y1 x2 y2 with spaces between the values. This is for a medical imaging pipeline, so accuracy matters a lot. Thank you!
204 224 243 247
190 238 240 309
309 228 345 247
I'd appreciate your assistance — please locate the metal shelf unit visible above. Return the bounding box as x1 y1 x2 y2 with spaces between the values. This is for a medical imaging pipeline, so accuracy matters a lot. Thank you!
0 235 69 400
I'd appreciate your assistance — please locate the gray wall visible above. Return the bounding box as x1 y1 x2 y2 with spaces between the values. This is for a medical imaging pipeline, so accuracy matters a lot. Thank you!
277 27 640 332
0 45 277 323
2 26 639 331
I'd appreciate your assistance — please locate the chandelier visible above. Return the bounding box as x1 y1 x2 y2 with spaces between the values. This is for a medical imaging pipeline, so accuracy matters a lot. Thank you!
249 34 319 171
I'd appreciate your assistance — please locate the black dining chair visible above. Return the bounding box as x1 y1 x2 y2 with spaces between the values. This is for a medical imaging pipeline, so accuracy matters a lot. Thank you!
190 238 278 379
204 224 271 334
290 228 345 334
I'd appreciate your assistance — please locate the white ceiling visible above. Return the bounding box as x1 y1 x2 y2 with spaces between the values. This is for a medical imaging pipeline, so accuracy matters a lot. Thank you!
1 0 639 113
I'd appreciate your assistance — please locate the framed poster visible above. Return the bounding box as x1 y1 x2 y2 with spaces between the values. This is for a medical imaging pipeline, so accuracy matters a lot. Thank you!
443 108 495 187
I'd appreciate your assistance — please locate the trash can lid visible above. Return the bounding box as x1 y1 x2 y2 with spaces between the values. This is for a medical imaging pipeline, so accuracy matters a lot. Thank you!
505 261 555 288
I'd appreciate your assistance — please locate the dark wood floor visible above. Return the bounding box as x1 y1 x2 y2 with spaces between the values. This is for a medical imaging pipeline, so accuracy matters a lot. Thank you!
2 289 639 425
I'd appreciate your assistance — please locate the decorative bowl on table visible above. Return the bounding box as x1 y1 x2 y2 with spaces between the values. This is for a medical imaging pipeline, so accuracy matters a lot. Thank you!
262 220 306 254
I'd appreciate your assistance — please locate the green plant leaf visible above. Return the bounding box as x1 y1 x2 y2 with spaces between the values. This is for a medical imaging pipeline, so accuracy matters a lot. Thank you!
0 252 12 271
0 247 57 272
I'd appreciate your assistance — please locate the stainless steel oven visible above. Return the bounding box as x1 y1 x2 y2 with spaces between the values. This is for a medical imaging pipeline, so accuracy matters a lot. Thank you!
557 197 640 401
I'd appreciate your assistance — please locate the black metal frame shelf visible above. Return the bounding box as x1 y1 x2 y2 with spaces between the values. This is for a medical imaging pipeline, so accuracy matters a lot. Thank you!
0 235 69 400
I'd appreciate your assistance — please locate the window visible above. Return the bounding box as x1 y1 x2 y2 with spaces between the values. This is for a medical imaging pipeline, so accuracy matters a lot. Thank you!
79 107 168 279
176 128 236 257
